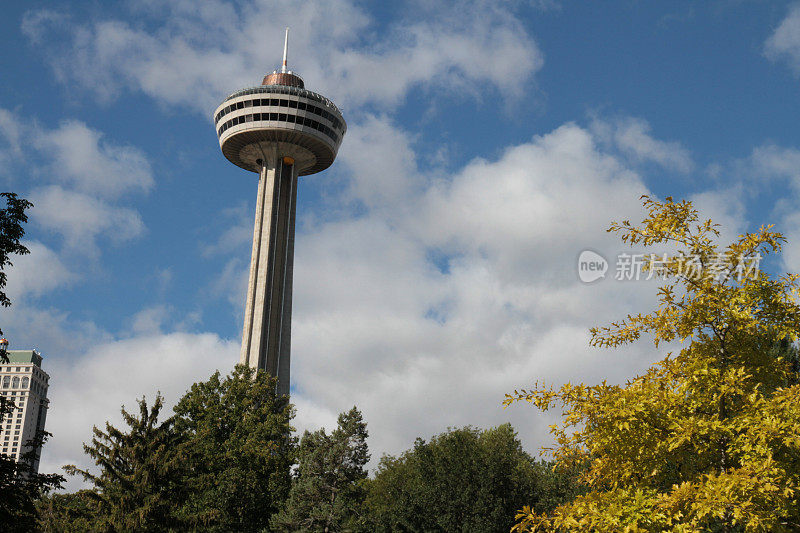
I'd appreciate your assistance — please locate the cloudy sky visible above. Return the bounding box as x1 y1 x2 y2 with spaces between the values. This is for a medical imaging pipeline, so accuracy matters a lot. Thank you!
2 1 800 489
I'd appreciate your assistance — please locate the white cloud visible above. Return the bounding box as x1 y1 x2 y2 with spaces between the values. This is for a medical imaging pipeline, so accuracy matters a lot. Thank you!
337 114 422 211
0 109 23 159
201 202 254 257
0 306 112 361
592 116 693 173
0 108 152 261
749 143 800 188
22 0 543 115
3 241 76 302
324 8 543 108
417 123 646 280
29 186 145 253
209 256 248 313
128 305 171 335
765 3 800 75
36 120 154 199
782 210 800 273
689 187 747 246
741 143 800 273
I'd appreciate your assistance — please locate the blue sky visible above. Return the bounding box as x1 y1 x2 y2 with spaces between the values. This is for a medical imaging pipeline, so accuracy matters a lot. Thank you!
2 1 800 487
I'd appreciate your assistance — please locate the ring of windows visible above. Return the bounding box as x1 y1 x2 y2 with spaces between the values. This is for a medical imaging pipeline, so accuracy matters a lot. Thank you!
215 97 344 133
221 85 342 115
217 111 340 145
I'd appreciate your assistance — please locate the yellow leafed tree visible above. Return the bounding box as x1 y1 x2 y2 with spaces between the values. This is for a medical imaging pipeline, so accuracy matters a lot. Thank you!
506 196 800 532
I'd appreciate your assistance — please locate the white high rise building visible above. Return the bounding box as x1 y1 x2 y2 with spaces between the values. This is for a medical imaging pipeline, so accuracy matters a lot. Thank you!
0 350 50 472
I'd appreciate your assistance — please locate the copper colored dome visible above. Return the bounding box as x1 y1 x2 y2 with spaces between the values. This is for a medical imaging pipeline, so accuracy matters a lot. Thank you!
262 71 304 88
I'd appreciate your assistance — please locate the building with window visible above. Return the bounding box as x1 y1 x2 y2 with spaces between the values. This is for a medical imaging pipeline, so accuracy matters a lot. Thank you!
0 350 50 471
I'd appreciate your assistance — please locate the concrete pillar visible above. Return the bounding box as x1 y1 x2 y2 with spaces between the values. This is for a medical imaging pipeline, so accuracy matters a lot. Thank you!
240 155 298 397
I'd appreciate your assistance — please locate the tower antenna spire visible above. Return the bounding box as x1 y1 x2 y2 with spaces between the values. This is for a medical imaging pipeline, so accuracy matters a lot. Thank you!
281 27 289 73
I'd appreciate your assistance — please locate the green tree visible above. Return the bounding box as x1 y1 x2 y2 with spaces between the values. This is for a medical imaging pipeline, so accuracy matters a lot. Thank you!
0 192 32 342
63 394 185 532
271 406 369 532
36 490 104 533
363 424 573 532
507 196 800 531
172 365 295 532
0 431 64 533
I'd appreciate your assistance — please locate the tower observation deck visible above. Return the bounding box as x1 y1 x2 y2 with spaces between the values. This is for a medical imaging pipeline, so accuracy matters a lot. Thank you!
214 28 346 396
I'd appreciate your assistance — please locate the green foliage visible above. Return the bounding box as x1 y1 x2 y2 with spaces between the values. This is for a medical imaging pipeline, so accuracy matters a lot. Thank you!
172 365 295 532
56 366 294 532
506 196 800 531
0 192 32 340
271 406 370 532
362 424 574 532
36 490 104 533
0 430 64 533
63 394 185 532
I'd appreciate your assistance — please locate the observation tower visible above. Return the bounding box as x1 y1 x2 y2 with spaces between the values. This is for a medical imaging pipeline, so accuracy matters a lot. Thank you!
214 28 346 396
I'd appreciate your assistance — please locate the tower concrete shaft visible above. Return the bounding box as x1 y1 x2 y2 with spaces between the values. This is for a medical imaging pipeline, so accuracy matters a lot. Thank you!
240 156 297 397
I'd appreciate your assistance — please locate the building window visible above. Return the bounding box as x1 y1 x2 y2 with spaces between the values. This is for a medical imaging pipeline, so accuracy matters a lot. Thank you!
11 377 19 389
1 377 8 388
21 378 28 388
